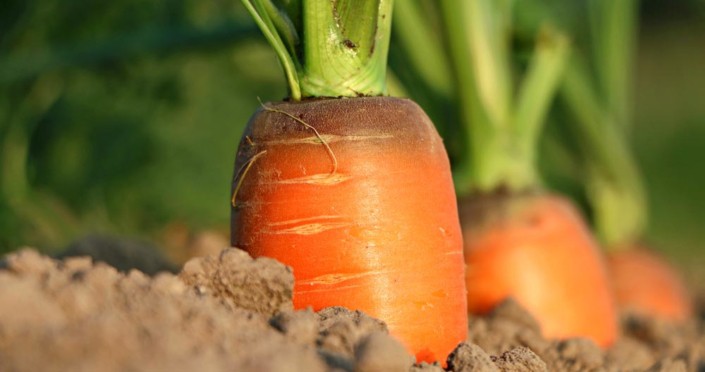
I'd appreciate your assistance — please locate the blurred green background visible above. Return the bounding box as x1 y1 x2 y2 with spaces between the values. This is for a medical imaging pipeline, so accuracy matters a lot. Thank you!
1 1 703 271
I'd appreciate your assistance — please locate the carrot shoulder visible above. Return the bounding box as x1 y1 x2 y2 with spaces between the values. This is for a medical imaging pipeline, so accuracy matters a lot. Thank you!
232 97 467 363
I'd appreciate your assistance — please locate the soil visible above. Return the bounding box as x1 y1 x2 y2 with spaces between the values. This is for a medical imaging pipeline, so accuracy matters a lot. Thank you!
0 247 703 372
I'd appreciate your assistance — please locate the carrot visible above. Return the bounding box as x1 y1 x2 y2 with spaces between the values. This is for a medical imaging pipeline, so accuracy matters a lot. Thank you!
233 0 467 364
460 193 618 345
436 0 619 346
608 247 692 321
557 0 693 322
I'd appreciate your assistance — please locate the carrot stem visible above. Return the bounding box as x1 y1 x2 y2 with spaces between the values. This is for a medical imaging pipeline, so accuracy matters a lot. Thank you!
588 0 638 134
392 0 453 101
242 0 394 99
514 27 570 187
441 0 569 194
556 0 646 248
241 0 302 99
560 57 647 248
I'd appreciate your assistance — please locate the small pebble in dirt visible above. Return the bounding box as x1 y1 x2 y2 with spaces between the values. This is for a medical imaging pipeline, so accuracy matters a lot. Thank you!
447 342 499 372
491 347 547 372
353 332 414 372
179 248 294 316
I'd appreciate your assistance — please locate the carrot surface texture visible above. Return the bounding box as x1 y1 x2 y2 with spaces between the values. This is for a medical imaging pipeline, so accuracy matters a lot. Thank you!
432 0 618 346
234 0 467 364
556 0 693 322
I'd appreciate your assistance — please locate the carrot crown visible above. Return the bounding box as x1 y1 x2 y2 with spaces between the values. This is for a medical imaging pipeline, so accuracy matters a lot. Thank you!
440 0 570 195
242 0 394 100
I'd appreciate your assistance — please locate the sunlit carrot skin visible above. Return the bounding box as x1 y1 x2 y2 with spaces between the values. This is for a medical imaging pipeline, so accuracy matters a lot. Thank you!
608 246 692 322
460 192 618 347
231 97 467 364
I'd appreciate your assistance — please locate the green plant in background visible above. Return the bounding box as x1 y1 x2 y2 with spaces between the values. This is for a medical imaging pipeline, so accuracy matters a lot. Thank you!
544 0 694 320
516 0 647 250
392 0 569 194
512 0 705 269
0 0 271 253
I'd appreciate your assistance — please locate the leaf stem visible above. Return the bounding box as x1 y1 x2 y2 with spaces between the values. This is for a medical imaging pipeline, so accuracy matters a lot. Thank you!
242 0 302 100
242 0 394 99
560 59 646 247
392 0 453 100
442 0 568 194
589 0 638 134
514 27 570 183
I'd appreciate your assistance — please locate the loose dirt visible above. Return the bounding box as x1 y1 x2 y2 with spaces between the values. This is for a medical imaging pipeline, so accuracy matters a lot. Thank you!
0 247 702 371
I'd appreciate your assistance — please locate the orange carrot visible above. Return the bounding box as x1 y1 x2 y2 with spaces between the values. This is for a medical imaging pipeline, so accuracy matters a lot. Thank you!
234 1 467 364
232 98 467 363
460 193 618 346
608 247 692 322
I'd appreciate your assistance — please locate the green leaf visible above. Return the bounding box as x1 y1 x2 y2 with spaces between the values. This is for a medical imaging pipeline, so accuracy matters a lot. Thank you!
242 0 301 99
514 26 570 169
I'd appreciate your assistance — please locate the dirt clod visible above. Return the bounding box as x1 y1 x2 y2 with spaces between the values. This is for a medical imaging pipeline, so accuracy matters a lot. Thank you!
354 332 414 372
317 306 388 357
491 347 547 372
541 339 603 371
447 342 499 372
179 247 294 316
270 308 319 345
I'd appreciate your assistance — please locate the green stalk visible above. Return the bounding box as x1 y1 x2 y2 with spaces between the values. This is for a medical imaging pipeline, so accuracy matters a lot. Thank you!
241 0 302 99
514 27 570 186
554 0 645 249
588 0 637 134
441 0 569 194
242 0 394 100
561 58 646 248
441 0 509 193
392 0 452 100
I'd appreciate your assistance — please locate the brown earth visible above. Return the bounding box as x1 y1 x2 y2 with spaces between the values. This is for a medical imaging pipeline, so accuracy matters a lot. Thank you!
0 247 703 371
